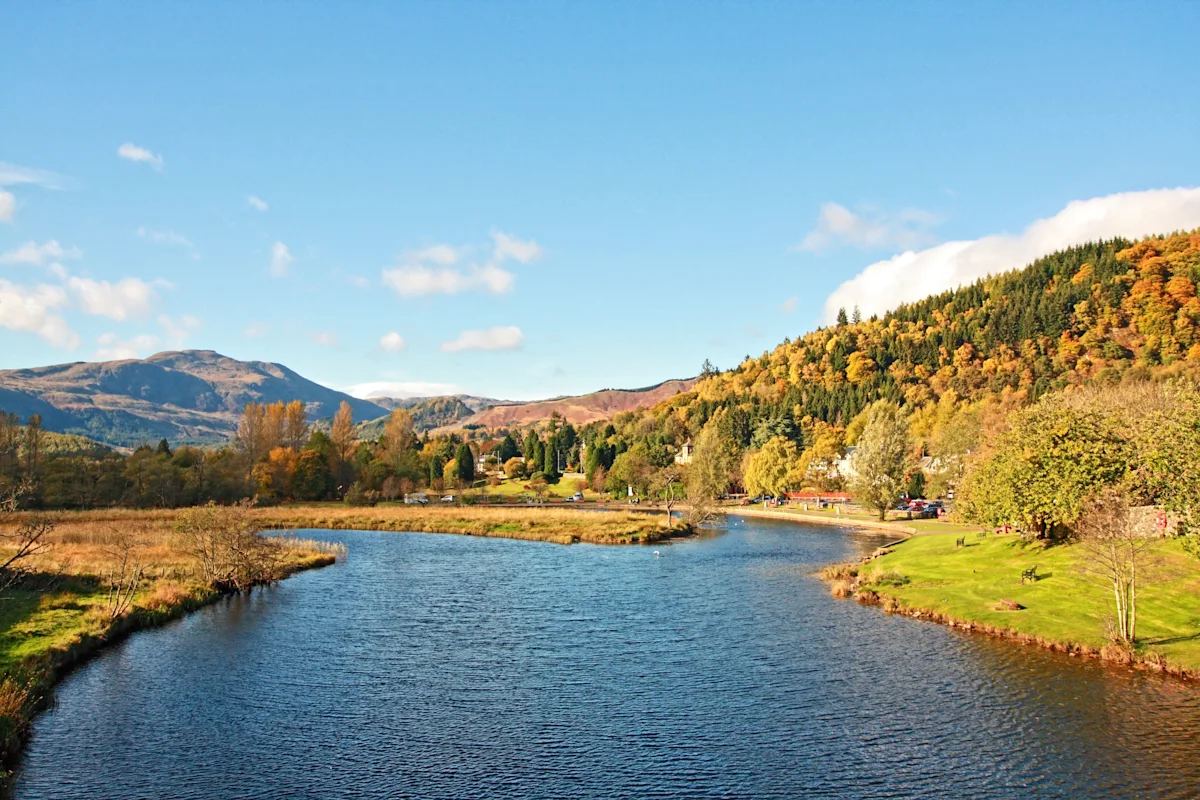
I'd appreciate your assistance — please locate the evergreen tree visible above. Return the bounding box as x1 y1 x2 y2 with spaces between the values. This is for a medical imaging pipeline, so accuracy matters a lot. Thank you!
455 443 475 485
836 307 849 326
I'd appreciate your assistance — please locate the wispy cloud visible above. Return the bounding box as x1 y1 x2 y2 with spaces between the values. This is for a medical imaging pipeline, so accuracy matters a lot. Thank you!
382 262 514 297
95 332 161 361
117 142 164 171
244 322 270 338
823 187 1200 323
270 241 294 277
0 240 83 266
382 231 541 299
491 231 543 264
247 195 269 212
379 331 407 352
340 380 463 400
440 325 524 353
311 331 341 348
0 279 78 348
781 297 798 313
0 162 72 190
796 202 941 252
137 226 194 248
94 315 201 360
0 190 13 223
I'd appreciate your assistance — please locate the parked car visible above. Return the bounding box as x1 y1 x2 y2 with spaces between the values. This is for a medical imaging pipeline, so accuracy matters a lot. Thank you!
568 492 584 502
440 495 455 503
403 495 429 505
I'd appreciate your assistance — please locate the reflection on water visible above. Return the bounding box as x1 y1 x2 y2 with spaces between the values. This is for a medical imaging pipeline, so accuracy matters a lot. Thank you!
16 517 1200 799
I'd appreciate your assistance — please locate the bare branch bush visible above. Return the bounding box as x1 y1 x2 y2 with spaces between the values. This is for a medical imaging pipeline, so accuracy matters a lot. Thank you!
102 529 145 622
174 499 280 592
1075 488 1156 646
0 485 55 594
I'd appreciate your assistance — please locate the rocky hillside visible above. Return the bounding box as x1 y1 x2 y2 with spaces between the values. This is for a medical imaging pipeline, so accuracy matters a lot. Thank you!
0 350 388 447
449 379 699 430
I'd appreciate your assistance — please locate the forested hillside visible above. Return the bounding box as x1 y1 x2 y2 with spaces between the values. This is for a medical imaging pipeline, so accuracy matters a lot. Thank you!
658 230 1200 439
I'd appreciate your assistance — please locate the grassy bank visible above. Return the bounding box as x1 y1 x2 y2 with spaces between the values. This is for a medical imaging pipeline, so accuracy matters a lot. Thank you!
823 531 1200 677
0 511 338 773
254 503 686 545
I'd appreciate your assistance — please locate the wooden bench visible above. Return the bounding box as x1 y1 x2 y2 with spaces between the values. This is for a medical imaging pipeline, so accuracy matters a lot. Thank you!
976 531 987 539
955 536 966 549
1020 565 1038 584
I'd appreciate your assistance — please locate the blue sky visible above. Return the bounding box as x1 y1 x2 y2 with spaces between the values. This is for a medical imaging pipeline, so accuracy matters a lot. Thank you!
4 2 1200 400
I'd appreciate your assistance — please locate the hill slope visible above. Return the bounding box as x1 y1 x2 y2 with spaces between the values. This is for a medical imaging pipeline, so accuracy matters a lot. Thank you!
451 379 699 430
0 350 388 447
650 230 1200 437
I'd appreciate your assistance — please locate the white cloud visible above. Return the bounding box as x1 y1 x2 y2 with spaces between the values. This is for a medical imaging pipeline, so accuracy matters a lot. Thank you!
244 322 270 338
491 231 543 264
340 380 463 400
797 202 941 252
379 331 407 352
158 314 201 346
117 142 164 170
823 187 1200 323
95 332 161 361
311 331 340 348
67 276 159 321
0 162 71 190
137 226 194 248
781 297 798 313
382 263 515 297
440 325 524 353
270 241 294 277
0 190 14 223
0 240 83 265
247 195 269 212
0 279 78 348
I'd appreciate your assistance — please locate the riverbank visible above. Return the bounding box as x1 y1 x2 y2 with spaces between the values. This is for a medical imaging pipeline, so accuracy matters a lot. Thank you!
821 530 1200 679
254 504 688 545
722 504 985 538
0 512 339 776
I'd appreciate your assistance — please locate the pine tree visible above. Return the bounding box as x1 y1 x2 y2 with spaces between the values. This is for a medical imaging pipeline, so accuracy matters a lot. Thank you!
836 307 849 326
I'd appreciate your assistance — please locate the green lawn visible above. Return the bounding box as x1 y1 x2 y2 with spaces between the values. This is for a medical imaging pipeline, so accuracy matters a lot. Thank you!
859 531 1200 670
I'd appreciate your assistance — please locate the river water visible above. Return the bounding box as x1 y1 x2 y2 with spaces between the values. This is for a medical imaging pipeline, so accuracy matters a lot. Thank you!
15 517 1200 799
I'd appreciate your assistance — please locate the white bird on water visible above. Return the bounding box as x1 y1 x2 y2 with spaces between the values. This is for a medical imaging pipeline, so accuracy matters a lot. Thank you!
653 550 661 557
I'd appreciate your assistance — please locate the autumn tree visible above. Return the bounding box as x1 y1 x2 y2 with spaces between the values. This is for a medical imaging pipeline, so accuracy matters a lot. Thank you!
958 395 1127 536
283 400 308 451
685 422 736 522
743 436 801 498
330 401 356 465
848 401 913 520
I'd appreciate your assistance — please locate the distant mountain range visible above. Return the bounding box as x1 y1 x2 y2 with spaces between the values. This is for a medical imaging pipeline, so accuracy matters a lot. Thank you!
0 350 389 447
0 349 697 447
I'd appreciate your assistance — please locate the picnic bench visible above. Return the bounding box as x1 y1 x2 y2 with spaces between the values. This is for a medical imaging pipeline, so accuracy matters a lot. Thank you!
1020 565 1038 584
955 536 966 548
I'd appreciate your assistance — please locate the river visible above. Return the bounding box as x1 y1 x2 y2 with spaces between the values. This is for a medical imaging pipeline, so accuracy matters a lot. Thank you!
15 517 1200 798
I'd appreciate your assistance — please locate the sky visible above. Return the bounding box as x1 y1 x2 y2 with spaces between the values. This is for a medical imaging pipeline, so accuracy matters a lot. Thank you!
3 2 1200 402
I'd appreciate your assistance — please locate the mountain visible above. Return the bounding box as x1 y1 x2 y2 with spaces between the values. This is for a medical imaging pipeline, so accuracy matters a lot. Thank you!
0 350 389 447
445 379 700 430
368 394 507 413
647 230 1200 437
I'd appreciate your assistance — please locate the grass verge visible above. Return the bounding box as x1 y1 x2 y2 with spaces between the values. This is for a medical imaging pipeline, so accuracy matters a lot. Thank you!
820 531 1200 678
